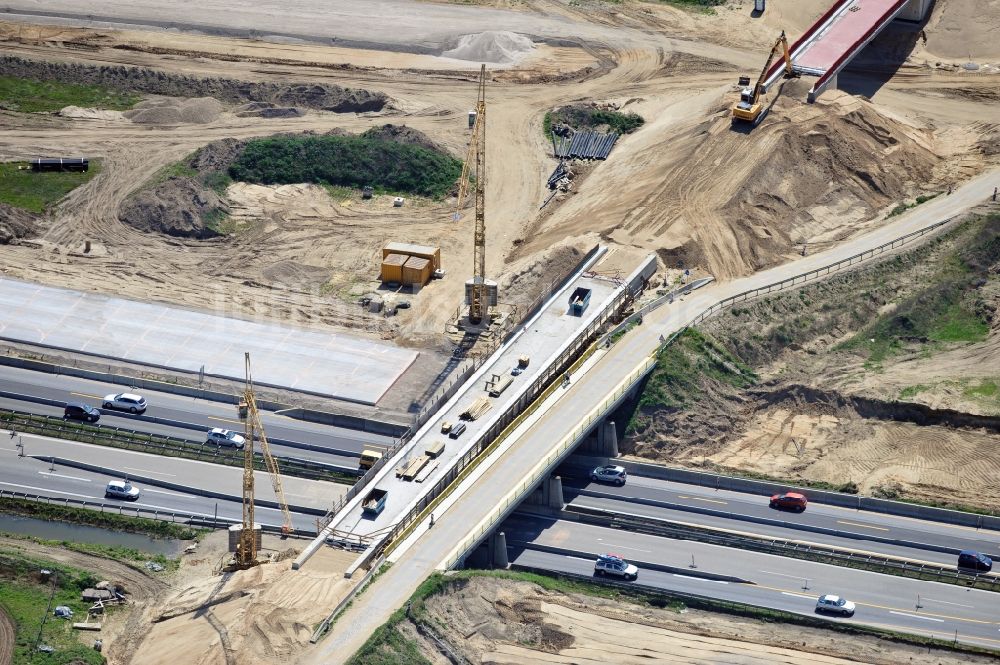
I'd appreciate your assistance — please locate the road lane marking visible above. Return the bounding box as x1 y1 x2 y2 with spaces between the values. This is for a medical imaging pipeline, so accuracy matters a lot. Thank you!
922 598 974 609
890 611 944 623
0 481 92 499
71 392 102 400
143 488 190 498
836 520 890 532
122 466 176 477
564 555 592 562
38 471 91 482
677 495 728 505
754 583 992 625
781 591 814 599
208 416 246 426
759 570 812 581
596 540 650 553
672 574 727 584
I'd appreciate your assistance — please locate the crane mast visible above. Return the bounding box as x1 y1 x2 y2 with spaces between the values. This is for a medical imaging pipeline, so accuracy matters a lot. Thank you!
234 352 294 570
457 64 489 325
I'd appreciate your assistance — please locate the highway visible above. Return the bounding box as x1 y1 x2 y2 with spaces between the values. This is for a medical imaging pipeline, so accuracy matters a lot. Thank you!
504 514 1000 650
561 471 1000 566
0 364 395 467
0 431 341 530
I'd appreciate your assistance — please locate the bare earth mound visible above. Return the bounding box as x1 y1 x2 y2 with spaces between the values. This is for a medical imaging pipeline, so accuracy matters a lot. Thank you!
533 87 941 279
119 177 224 239
0 203 39 244
389 575 994 665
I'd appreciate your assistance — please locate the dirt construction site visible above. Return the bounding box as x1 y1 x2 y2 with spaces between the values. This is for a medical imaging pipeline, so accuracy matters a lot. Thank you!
1 0 1000 663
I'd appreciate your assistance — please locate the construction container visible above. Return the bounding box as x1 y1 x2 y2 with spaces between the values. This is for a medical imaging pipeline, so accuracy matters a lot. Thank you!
569 287 592 316
402 256 432 286
465 278 498 307
227 523 262 553
383 242 441 271
425 440 446 459
380 253 408 283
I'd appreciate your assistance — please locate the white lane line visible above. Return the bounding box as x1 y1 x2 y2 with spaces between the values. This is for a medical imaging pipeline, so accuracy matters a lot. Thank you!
782 591 814 599
0 481 93 499
760 570 811 581
564 555 592 562
38 471 92 482
921 598 975 609
890 611 944 623
142 488 190 498
673 574 728 584
596 540 650 553
122 466 176 477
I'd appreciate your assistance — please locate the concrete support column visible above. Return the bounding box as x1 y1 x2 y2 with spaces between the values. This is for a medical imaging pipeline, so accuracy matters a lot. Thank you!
492 531 509 569
827 73 838 92
600 421 619 458
548 476 565 511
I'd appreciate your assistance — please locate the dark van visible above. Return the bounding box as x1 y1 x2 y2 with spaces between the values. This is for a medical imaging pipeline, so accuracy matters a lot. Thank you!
64 403 100 423
957 550 993 573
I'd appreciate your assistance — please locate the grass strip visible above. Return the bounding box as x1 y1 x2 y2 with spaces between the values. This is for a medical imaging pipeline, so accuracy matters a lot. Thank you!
0 496 202 541
0 74 138 113
0 160 101 213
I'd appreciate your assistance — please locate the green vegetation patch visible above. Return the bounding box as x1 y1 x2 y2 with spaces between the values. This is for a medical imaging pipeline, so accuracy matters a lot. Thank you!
0 75 138 114
0 496 203 541
888 192 941 218
0 160 101 213
546 105 644 138
0 550 106 665
841 214 999 365
654 0 727 14
229 135 462 198
635 328 756 412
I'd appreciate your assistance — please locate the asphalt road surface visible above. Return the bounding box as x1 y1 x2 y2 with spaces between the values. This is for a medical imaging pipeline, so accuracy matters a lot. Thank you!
562 471 1000 566
0 444 318 531
0 364 395 467
505 514 1000 650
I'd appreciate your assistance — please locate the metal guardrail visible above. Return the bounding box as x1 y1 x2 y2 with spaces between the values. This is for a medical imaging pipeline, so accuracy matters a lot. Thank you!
562 506 1000 592
685 217 955 329
1 409 351 483
441 354 656 570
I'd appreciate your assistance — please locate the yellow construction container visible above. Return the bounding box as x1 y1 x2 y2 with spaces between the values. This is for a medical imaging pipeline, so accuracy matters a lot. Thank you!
383 242 441 271
402 256 431 286
380 253 408 283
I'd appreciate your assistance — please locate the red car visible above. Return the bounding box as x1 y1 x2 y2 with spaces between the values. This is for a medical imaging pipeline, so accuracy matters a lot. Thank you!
770 492 808 512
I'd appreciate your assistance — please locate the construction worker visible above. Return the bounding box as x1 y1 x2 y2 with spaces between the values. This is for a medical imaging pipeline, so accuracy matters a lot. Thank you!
429 513 435 528
993 186 997 201
948 185 952 195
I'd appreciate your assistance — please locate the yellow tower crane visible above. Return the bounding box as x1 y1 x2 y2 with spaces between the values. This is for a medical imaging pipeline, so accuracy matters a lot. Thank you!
234 352 294 569
456 64 489 325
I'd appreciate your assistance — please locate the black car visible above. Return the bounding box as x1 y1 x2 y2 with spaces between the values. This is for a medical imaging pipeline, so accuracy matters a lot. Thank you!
64 403 100 423
958 550 993 573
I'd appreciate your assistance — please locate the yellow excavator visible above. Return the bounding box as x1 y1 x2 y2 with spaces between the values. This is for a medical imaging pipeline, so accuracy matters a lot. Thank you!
732 31 794 126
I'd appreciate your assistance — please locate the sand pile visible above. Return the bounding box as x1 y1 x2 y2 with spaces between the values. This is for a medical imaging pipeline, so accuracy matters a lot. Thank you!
125 97 224 124
58 105 125 121
119 177 224 238
442 31 535 64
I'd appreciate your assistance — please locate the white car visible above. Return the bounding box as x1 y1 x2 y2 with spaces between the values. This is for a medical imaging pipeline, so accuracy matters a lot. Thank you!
206 428 246 449
815 594 855 617
103 392 147 414
105 480 140 500
594 554 638 581
591 464 627 486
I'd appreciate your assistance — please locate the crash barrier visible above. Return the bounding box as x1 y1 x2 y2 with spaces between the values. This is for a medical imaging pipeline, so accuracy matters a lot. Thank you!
559 506 1000 592
2 409 354 484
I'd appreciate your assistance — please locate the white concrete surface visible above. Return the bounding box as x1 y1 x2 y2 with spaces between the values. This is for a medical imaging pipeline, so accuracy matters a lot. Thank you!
0 277 417 404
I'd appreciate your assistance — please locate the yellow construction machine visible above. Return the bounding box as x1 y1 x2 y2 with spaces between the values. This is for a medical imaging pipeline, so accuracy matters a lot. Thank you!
732 31 793 126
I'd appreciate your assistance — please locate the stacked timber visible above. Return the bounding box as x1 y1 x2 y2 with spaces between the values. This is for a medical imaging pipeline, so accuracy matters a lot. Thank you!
460 395 492 421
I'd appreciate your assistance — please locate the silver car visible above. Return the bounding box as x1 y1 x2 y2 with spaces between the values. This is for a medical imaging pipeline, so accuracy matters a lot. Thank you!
591 464 627 486
105 480 140 500
594 554 638 581
206 427 246 449
103 392 147 414
815 595 856 617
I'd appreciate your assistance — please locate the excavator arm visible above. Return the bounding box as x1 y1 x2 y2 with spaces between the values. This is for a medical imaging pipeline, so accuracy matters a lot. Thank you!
733 31 793 126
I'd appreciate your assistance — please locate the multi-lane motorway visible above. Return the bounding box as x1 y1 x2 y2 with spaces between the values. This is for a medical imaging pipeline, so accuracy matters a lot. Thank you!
560 468 1000 567
504 513 1000 649
0 364 395 467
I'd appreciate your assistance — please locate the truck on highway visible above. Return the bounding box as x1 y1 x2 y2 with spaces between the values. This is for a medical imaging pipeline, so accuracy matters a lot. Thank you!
362 488 388 517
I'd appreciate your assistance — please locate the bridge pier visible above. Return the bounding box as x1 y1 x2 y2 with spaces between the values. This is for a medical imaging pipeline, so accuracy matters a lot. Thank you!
523 474 566 511
463 530 509 569
577 419 619 457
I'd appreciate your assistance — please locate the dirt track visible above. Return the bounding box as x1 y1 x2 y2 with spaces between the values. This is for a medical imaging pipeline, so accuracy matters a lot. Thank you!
0 606 12 665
